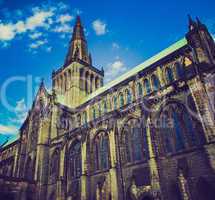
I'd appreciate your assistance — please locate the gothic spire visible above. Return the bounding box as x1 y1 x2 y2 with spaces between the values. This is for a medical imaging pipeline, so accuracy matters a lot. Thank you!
188 14 197 30
72 15 86 41
64 16 90 66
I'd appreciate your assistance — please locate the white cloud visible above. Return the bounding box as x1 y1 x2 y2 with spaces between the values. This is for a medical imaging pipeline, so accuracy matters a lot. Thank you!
15 21 26 33
0 23 15 41
10 99 28 124
29 39 48 49
105 60 128 82
112 42 120 49
0 124 18 135
57 14 74 24
25 10 54 30
53 24 72 33
92 19 107 35
29 32 42 39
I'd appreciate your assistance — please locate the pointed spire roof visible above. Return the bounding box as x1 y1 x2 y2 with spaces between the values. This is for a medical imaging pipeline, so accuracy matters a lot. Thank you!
188 14 197 30
72 15 86 41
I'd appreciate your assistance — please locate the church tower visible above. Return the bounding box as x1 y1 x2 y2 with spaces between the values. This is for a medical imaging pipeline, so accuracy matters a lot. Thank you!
52 16 104 108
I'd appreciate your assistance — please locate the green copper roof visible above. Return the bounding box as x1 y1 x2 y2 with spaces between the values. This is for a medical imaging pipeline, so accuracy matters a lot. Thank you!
2 134 19 148
81 37 188 104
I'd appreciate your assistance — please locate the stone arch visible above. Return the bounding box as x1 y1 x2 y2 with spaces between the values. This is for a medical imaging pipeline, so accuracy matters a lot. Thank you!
93 130 110 171
156 99 203 155
50 148 60 182
119 116 148 164
67 140 82 179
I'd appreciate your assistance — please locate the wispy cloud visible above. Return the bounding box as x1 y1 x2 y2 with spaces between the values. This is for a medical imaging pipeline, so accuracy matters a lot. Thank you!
29 32 42 39
10 98 28 124
112 42 120 49
29 39 48 49
92 19 107 35
105 59 128 82
0 2 78 52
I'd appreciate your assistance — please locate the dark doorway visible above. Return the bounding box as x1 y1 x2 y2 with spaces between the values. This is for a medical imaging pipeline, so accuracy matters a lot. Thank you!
142 196 153 200
0 192 14 200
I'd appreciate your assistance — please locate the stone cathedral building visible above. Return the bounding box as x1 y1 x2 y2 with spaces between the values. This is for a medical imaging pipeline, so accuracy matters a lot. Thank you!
1 15 215 200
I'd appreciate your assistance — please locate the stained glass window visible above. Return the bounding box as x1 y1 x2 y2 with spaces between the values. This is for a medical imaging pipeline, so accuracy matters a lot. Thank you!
126 89 132 104
175 62 184 78
151 74 160 91
119 93 124 107
166 67 174 83
94 132 109 171
121 119 147 164
137 82 143 96
159 103 199 154
69 142 81 179
144 79 151 94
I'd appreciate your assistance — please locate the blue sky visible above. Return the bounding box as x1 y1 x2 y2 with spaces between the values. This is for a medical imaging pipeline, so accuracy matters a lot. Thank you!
0 0 215 144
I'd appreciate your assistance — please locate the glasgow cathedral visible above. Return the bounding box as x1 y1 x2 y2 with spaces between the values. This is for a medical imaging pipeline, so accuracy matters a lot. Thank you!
0 15 215 200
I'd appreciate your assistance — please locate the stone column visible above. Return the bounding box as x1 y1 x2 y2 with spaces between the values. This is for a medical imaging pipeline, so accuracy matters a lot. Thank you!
146 117 161 199
81 138 87 200
187 77 215 142
108 129 119 200
57 145 66 200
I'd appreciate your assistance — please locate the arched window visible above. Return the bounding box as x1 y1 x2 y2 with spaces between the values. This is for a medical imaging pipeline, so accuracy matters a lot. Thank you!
90 74 94 93
68 142 82 179
92 107 96 120
103 100 107 113
77 114 81 126
126 89 132 104
159 103 200 154
144 79 151 94
175 62 184 78
166 67 174 83
50 149 60 181
120 118 148 164
137 82 143 97
83 111 87 125
119 93 124 107
151 74 160 91
94 132 110 170
85 71 89 93
113 96 117 110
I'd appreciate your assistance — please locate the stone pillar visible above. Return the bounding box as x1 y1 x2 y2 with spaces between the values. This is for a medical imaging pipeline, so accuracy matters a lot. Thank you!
146 118 161 199
92 76 96 92
35 118 50 200
57 145 66 200
81 139 87 200
187 77 215 142
108 129 119 200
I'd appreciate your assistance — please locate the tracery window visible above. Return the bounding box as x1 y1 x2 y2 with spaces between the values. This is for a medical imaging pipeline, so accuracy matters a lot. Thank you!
94 132 110 171
144 79 151 94
166 67 174 83
92 107 96 120
126 89 132 104
159 103 200 154
175 62 184 78
83 111 87 125
102 99 107 113
68 142 82 179
119 93 124 107
120 118 148 164
151 74 160 91
50 149 60 182
137 82 143 96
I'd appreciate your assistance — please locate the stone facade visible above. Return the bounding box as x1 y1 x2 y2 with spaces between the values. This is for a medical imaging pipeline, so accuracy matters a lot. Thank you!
0 16 215 200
